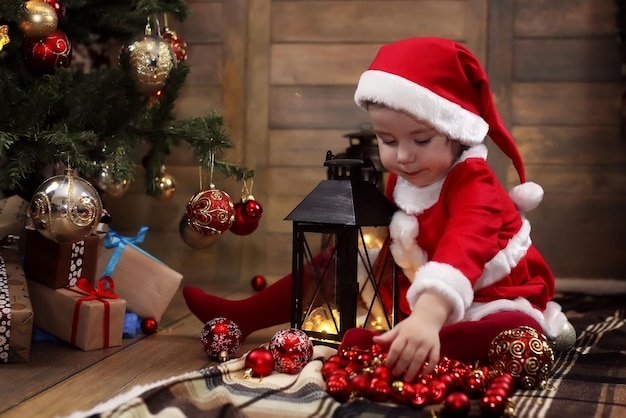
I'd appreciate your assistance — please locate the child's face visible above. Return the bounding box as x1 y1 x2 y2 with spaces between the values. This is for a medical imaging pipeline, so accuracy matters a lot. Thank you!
368 104 462 187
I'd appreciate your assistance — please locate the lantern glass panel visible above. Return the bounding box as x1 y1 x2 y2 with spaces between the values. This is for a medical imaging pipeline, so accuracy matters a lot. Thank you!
291 223 397 346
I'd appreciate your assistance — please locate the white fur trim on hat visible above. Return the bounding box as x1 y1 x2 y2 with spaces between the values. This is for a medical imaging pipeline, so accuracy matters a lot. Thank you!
355 70 489 145
406 261 474 325
509 181 544 213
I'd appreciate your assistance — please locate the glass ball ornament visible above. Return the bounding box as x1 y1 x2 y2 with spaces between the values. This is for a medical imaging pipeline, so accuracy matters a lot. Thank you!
94 164 131 199
152 172 176 201
18 0 58 40
44 0 67 21
229 200 260 236
488 326 554 389
23 28 72 74
162 27 188 62
185 188 235 236
29 173 103 243
119 34 175 95
178 213 220 249
200 317 242 362
549 320 577 353
269 328 314 374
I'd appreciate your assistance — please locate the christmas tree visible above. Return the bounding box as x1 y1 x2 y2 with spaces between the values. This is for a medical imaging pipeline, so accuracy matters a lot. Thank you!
0 0 253 204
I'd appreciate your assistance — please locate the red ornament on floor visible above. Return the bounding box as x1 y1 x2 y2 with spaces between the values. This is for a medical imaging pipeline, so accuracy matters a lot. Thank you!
250 275 266 291
200 317 242 362
269 328 313 374
141 317 158 334
443 392 471 416
244 347 275 377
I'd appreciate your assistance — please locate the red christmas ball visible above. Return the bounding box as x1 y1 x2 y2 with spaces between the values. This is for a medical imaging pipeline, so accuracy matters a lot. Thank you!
372 365 393 383
230 201 260 236
427 379 447 404
245 347 275 377
321 360 341 379
350 373 372 397
141 317 158 334
269 328 313 374
23 28 72 74
162 28 188 62
200 317 242 361
44 0 66 21
479 392 508 418
368 377 391 402
408 382 430 407
488 326 554 389
241 199 263 222
250 275 267 291
186 188 235 236
443 392 471 417
326 374 351 402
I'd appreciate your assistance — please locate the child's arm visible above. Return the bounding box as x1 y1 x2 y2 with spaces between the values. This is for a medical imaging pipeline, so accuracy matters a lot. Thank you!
373 291 453 382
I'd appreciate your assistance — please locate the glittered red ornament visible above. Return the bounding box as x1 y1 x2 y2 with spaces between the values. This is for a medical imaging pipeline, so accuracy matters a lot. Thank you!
269 328 313 374
250 275 267 291
443 392 471 417
488 326 554 389
241 199 263 222
200 317 242 361
245 347 275 377
230 201 260 236
162 27 188 62
186 188 235 236
141 317 158 334
23 28 72 74
44 0 66 21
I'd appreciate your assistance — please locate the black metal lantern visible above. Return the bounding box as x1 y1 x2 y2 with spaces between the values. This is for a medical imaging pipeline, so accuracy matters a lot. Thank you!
286 153 398 346
329 127 386 193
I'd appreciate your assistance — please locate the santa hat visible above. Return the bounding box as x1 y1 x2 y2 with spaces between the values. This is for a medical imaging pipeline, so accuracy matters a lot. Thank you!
354 37 542 212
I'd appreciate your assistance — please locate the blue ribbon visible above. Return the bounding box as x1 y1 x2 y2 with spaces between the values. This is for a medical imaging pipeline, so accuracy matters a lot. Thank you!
102 227 158 277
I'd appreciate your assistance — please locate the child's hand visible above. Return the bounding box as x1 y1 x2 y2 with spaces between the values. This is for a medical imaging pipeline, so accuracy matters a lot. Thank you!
373 291 453 382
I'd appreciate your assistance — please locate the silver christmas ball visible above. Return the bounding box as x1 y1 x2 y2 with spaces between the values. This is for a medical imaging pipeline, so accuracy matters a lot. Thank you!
29 174 103 243
179 214 219 249
550 320 577 352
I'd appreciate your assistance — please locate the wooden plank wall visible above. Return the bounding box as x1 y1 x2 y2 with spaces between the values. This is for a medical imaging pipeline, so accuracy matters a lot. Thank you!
490 0 626 278
105 0 626 289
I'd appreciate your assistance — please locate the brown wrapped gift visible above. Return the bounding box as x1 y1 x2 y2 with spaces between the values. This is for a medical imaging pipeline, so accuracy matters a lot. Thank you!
28 277 126 351
0 249 34 363
95 228 182 322
23 228 100 288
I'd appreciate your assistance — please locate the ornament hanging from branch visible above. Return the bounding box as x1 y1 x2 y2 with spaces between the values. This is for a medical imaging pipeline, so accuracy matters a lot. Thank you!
162 13 188 63
18 0 58 40
119 16 175 95
29 166 103 244
230 178 263 236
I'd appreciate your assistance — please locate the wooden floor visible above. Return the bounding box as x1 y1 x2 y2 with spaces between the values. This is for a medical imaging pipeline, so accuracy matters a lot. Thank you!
0 282 288 418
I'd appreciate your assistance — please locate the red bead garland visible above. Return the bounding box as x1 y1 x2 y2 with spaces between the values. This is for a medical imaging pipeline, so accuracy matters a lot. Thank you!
323 343 517 417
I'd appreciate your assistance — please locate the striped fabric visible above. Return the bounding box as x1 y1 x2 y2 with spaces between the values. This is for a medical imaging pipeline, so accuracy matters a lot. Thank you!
66 294 626 418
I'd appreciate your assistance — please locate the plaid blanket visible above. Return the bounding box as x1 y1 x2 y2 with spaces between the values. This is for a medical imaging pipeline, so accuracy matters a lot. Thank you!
65 294 626 418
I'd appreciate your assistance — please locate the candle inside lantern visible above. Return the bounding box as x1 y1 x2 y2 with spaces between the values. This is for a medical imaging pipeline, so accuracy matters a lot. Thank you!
303 306 341 334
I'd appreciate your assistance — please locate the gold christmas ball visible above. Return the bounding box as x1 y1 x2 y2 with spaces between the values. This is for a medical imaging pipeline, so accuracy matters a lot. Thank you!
179 214 220 249
94 164 131 199
19 0 58 40
152 172 176 201
29 174 103 243
119 34 175 95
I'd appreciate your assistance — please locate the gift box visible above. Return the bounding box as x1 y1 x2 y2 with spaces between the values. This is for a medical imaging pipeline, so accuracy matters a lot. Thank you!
27 277 126 351
0 195 29 240
23 228 100 288
95 227 182 322
0 249 34 363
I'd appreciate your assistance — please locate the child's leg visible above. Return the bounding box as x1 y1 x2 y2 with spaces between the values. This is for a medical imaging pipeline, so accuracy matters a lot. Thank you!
183 248 334 341
440 311 543 364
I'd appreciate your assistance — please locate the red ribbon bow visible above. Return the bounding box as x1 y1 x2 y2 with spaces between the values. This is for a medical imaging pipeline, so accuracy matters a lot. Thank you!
68 276 118 348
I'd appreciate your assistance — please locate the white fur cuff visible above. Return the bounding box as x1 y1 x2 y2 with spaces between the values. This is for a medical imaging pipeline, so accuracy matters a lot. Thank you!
406 261 474 324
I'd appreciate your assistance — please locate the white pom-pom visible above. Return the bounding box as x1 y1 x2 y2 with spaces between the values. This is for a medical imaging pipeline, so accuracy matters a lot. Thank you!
509 181 544 213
